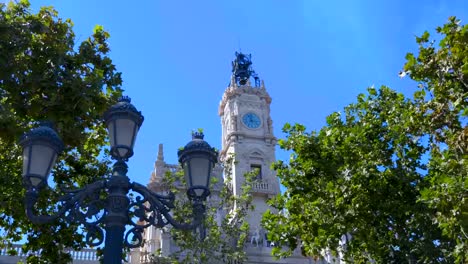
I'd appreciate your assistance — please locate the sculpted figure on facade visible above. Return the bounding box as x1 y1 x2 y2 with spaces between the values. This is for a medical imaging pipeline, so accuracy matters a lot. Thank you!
250 227 261 247
267 117 273 134
231 114 237 131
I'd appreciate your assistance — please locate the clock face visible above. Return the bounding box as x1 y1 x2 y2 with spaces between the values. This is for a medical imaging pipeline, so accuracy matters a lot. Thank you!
242 113 261 129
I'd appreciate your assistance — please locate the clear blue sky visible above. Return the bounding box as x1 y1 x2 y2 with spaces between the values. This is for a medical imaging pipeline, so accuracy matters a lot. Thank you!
20 0 468 185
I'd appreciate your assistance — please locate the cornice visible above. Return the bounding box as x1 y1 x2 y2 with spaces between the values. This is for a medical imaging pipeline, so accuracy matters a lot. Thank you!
219 84 271 116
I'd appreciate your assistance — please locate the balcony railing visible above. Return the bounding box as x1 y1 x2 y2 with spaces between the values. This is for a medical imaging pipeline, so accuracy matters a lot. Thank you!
251 179 275 194
0 244 131 263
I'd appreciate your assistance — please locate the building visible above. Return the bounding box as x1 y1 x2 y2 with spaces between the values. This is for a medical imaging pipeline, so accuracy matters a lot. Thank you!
132 52 317 264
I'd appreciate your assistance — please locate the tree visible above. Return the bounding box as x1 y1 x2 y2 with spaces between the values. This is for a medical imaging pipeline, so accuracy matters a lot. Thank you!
262 17 467 263
151 154 255 264
403 17 468 263
0 1 122 263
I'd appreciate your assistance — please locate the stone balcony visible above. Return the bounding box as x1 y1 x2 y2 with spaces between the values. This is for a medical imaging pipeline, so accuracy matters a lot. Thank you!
251 179 276 195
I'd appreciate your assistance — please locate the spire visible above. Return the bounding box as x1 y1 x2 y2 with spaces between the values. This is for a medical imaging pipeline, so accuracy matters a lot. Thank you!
150 144 166 183
157 143 164 162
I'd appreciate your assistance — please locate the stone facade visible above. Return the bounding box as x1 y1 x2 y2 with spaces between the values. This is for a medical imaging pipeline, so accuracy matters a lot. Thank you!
217 75 312 264
219 78 279 243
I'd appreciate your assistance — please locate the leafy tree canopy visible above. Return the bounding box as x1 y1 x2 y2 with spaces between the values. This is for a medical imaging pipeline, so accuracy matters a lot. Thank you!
0 0 122 262
263 17 467 263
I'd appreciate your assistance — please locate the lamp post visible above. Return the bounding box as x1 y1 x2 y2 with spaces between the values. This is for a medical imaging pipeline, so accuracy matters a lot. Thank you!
19 96 218 264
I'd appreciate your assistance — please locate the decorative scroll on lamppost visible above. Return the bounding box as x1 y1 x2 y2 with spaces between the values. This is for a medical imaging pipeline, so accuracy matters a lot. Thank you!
19 96 218 264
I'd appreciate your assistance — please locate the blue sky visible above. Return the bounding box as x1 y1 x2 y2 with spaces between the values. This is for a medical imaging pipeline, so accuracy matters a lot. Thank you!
20 0 468 185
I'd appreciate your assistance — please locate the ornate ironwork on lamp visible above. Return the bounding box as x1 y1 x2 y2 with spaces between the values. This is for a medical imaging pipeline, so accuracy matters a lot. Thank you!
20 96 216 264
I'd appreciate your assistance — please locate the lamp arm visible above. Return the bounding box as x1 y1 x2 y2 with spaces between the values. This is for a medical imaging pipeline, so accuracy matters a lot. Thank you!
123 182 203 248
24 180 108 246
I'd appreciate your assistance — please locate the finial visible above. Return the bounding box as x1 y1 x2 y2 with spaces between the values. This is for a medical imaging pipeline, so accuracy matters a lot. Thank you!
247 78 251 86
192 131 204 140
261 80 265 89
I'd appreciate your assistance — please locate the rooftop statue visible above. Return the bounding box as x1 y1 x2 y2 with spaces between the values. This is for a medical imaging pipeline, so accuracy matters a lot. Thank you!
231 52 260 87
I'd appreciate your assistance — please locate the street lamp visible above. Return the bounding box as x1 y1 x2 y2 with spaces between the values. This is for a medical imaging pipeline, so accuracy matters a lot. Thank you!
177 131 218 240
178 131 218 200
19 96 218 264
21 122 64 189
104 96 143 160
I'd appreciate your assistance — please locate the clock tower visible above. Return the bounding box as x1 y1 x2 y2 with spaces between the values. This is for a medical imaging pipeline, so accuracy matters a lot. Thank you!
219 52 280 238
132 52 311 264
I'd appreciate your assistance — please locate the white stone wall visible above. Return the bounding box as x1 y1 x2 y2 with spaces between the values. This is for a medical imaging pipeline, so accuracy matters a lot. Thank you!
218 81 317 264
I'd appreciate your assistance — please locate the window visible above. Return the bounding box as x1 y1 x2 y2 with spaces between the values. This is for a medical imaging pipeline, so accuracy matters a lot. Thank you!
250 164 262 180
